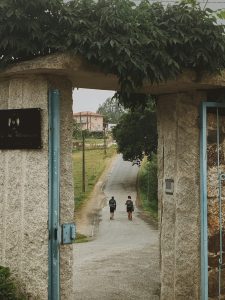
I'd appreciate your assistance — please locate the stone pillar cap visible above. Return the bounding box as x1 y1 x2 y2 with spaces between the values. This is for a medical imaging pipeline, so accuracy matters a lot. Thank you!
1 52 225 94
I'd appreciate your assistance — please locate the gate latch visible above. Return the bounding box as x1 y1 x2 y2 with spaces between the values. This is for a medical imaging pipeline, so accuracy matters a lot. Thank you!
61 223 76 244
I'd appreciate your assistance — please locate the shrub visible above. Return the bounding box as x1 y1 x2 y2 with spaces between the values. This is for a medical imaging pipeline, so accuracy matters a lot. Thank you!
0 266 25 300
138 155 158 218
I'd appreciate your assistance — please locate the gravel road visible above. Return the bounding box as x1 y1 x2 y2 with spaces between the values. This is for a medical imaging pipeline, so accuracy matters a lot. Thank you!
73 155 160 300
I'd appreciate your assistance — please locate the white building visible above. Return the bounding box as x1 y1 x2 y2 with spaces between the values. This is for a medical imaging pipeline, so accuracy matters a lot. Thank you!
73 111 104 132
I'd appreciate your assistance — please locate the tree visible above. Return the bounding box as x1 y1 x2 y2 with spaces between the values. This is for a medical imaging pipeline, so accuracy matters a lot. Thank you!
73 119 82 139
112 99 157 161
1 0 225 109
97 97 125 124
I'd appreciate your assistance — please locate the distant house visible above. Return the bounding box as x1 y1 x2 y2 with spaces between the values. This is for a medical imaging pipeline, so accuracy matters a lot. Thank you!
73 111 104 132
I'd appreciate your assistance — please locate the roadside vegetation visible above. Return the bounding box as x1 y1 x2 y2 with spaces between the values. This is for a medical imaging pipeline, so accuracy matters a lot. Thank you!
75 233 89 243
73 146 116 210
97 97 125 123
138 155 158 220
73 138 105 150
0 266 26 300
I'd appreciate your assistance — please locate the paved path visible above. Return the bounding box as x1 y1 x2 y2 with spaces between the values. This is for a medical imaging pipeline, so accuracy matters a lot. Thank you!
73 155 160 300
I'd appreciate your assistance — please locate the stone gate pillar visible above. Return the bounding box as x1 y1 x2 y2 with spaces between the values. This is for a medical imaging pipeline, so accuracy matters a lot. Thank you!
157 91 206 300
1 52 225 300
0 74 74 299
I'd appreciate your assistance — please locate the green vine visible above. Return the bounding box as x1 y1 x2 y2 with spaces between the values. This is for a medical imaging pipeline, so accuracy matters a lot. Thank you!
0 0 225 108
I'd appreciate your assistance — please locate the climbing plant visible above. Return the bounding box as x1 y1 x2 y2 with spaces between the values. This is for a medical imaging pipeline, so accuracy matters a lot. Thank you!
0 0 225 108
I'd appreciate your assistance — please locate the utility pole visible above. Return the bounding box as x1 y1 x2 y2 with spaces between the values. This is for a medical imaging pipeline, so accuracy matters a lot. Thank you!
103 123 107 155
82 131 85 192
147 167 150 203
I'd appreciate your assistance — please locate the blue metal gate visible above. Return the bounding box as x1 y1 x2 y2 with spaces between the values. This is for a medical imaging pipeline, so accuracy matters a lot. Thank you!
48 89 60 300
200 102 225 300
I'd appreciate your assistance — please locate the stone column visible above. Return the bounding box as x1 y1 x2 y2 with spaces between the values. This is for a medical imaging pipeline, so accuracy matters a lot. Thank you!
0 76 49 298
157 91 206 300
0 75 75 299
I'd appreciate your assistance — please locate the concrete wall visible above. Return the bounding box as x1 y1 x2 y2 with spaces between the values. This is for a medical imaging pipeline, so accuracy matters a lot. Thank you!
157 92 206 300
0 75 74 299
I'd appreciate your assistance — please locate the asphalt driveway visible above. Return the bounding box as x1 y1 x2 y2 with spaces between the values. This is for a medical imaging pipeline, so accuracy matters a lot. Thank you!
73 155 160 300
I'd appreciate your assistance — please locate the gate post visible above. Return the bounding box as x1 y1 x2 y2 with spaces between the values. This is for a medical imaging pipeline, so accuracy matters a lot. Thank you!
157 91 206 300
48 89 60 300
0 74 75 300
200 102 208 300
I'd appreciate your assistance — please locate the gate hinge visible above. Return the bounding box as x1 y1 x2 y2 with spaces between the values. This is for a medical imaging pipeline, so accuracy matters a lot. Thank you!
61 223 76 245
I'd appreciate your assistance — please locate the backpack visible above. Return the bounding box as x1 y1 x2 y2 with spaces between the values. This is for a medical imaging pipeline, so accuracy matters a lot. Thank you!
126 200 133 210
109 199 116 208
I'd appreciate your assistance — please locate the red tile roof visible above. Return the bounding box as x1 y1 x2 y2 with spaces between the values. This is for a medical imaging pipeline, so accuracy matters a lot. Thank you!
73 111 103 117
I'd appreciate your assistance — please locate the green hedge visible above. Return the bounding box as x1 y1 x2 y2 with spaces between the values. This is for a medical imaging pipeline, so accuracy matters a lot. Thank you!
138 155 158 219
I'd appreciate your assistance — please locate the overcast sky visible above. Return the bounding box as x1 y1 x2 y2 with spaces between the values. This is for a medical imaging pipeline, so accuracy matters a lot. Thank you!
134 1 225 10
73 88 115 113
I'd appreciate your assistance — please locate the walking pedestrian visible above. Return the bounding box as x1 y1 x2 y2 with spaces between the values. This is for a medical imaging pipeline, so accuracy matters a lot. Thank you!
125 196 134 220
109 196 116 220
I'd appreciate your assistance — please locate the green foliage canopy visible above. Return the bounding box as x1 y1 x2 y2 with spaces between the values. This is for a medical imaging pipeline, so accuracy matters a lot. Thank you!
72 119 82 139
1 0 225 108
139 155 158 216
112 105 157 161
97 97 125 124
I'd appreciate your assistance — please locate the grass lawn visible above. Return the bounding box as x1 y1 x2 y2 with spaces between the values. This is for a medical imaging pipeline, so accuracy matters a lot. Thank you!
75 138 104 145
84 138 104 145
74 233 89 243
73 146 116 210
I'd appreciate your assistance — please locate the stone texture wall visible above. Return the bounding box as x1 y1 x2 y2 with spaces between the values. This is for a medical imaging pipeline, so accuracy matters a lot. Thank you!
157 91 206 300
0 75 75 299
0 76 49 299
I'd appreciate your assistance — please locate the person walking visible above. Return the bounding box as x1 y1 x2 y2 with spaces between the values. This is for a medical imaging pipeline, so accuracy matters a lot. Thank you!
125 196 134 220
109 196 116 220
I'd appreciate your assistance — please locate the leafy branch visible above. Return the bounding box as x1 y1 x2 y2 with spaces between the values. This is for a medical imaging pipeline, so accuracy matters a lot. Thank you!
0 0 225 108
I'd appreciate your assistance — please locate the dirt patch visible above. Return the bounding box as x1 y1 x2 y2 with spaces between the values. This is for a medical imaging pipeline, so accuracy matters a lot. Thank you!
75 186 105 237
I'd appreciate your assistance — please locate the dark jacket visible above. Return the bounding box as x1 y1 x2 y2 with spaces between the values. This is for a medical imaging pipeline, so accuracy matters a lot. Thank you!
109 198 116 209
125 199 134 211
